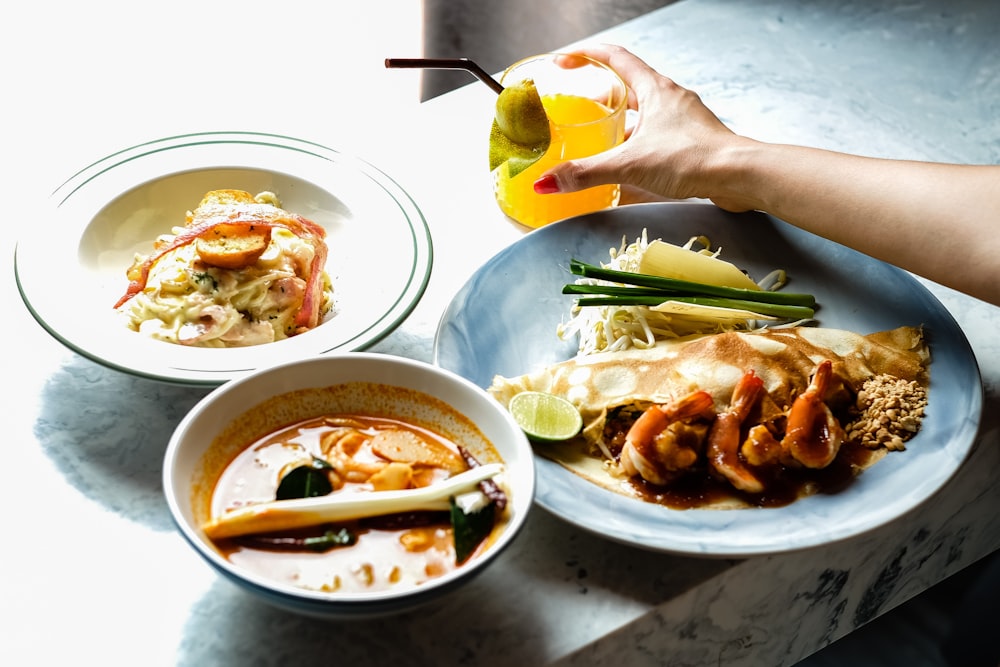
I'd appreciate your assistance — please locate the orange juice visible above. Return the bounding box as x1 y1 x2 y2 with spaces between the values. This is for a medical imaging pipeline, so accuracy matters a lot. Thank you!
494 93 625 228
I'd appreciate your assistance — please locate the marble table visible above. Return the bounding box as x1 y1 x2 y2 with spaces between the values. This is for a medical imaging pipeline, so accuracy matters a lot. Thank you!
4 1 997 665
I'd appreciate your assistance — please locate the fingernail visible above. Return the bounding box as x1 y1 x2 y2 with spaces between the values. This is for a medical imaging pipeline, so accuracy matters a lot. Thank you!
533 174 560 194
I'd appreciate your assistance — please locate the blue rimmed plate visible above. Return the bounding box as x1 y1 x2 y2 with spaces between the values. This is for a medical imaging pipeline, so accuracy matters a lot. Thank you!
434 202 981 556
16 132 432 386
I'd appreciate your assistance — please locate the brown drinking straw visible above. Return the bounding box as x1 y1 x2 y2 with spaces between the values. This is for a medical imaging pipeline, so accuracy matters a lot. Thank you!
385 58 505 95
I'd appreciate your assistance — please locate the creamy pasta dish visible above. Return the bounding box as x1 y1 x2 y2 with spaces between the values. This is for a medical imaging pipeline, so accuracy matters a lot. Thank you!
114 189 333 347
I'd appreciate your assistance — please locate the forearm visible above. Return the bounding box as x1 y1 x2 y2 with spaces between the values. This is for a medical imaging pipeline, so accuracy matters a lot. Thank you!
708 140 1000 305
539 45 1000 304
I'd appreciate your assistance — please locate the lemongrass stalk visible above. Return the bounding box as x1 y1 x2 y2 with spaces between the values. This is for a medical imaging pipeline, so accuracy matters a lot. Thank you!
202 463 505 540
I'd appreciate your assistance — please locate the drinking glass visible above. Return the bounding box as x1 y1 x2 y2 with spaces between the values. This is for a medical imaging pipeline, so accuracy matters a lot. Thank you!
492 53 627 228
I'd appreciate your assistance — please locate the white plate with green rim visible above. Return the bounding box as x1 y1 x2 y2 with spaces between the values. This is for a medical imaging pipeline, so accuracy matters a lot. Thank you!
15 132 432 386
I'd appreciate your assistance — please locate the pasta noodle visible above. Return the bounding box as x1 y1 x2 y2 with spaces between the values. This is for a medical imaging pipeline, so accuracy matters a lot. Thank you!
115 189 333 347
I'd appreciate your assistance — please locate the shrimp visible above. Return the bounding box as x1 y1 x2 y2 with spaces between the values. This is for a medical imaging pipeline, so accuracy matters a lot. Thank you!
782 360 845 469
320 427 386 482
706 371 767 493
741 423 786 467
619 391 715 484
177 303 237 345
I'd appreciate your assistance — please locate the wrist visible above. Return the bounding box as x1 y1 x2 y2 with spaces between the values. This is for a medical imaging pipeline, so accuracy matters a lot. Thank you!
697 135 765 211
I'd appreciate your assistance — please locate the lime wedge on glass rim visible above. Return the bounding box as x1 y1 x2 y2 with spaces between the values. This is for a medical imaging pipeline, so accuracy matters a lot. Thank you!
508 391 583 442
489 78 551 178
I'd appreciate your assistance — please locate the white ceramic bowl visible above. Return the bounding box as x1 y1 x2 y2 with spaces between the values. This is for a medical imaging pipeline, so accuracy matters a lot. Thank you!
163 352 535 618
15 132 432 386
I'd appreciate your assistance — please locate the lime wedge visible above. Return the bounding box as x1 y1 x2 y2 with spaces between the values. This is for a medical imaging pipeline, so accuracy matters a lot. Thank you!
489 78 550 178
508 391 583 442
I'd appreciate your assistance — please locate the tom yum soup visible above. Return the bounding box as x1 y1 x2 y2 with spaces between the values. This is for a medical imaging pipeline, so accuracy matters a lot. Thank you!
196 385 510 596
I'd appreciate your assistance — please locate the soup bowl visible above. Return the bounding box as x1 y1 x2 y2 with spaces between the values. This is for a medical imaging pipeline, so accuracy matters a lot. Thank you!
163 352 535 618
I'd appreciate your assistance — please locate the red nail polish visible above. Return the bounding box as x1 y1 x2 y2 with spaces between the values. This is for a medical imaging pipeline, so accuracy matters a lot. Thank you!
533 174 560 194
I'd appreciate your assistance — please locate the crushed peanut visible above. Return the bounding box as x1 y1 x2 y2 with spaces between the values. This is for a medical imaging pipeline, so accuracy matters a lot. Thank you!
846 374 928 451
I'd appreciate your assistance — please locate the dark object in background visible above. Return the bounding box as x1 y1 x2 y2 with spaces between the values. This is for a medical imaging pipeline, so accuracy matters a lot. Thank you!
420 0 678 100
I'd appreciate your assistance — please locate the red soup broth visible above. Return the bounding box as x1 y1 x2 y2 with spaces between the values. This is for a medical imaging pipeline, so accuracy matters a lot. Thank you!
191 384 506 595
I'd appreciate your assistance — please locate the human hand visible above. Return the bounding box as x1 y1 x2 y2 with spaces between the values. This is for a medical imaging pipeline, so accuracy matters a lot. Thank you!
533 44 747 209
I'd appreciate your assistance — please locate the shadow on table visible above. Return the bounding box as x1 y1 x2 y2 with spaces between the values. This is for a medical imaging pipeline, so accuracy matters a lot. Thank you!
176 507 734 666
176 562 557 667
35 353 209 531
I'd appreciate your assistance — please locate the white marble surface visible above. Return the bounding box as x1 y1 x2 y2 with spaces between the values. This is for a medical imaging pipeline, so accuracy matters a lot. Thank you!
3 1 998 665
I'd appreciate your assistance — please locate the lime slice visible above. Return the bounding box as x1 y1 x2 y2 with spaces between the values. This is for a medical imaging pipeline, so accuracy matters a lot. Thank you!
488 78 551 178
508 391 583 442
